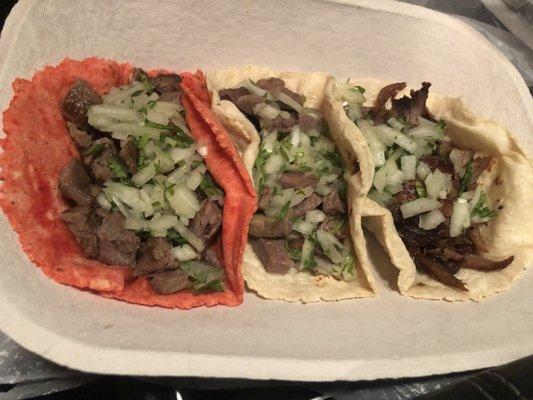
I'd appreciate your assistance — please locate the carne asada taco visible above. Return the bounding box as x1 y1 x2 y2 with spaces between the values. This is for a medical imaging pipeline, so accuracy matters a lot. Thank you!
0 58 256 309
207 67 377 302
324 78 533 301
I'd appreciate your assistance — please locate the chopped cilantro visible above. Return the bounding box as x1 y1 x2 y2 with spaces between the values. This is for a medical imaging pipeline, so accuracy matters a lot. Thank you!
108 157 128 179
137 71 155 93
131 89 144 97
351 85 365 94
436 119 447 130
147 100 157 109
199 174 224 198
83 143 103 157
279 144 290 162
255 148 269 174
338 179 347 202
415 181 427 197
145 119 172 130
459 157 474 195
284 243 302 261
277 201 291 220
135 134 150 150
471 192 497 219
323 151 343 168
166 229 188 246
173 133 194 148
151 201 161 208
343 254 354 275
164 182 176 196
303 254 317 271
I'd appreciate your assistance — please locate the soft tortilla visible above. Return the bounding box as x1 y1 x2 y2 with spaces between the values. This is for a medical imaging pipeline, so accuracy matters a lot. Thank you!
207 67 377 302
324 78 533 301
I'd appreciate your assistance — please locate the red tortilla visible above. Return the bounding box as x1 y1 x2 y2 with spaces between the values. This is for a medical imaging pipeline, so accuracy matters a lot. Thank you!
0 58 255 309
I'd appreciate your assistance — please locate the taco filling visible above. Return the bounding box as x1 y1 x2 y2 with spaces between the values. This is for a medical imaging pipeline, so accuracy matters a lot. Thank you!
59 69 226 295
218 78 356 281
335 81 514 291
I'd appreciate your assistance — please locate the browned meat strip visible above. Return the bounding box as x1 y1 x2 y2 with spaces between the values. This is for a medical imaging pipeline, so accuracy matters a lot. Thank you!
460 254 514 271
66 121 92 149
158 91 181 103
415 254 467 291
322 191 346 214
451 149 473 175
256 77 305 105
320 216 348 240
292 193 322 217
299 114 322 132
90 138 118 182
249 214 292 238
236 95 265 115
391 82 432 126
250 238 294 274
468 156 492 190
437 140 452 157
263 113 298 132
61 79 102 127
96 212 140 266
375 82 407 111
149 73 181 93
119 139 138 174
202 243 221 269
59 159 94 207
151 269 191 294
279 172 318 189
257 187 273 211
135 237 176 276
419 156 454 175
467 226 488 253
189 200 222 245
287 233 305 250
219 87 249 104
60 206 99 258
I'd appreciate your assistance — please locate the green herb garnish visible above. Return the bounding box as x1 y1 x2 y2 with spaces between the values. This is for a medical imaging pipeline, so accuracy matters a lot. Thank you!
471 192 497 219
83 143 103 157
415 181 427 198
166 229 188 246
137 71 155 93
108 157 128 179
199 174 224 198
145 120 172 130
351 86 365 94
277 201 291 220
284 243 302 261
323 151 343 168
135 134 150 150
436 119 447 130
459 158 474 195
131 89 144 98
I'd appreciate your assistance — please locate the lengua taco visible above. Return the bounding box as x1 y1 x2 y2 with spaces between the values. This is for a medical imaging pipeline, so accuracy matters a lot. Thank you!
0 58 256 309
324 78 533 301
207 67 377 302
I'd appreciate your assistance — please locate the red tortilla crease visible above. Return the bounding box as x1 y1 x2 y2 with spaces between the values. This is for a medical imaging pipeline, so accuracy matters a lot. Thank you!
0 58 254 309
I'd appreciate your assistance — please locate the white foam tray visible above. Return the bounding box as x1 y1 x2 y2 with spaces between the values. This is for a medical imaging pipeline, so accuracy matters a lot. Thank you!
0 0 531 381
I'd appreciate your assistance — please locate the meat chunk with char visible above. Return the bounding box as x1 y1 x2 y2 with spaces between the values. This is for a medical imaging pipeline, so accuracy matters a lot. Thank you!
322 191 346 214
66 121 93 149
59 159 94 207
135 237 177 276
249 214 292 238
468 156 492 191
60 206 99 258
236 95 265 115
257 187 273 211
158 91 181 103
292 193 322 217
151 269 191 294
219 87 250 104
96 212 140 266
299 114 322 132
320 216 348 240
263 113 298 132
279 172 318 190
90 138 119 182
202 243 222 269
61 80 102 128
119 139 138 174
189 200 222 245
391 82 434 126
256 77 305 106
149 73 181 93
250 238 294 274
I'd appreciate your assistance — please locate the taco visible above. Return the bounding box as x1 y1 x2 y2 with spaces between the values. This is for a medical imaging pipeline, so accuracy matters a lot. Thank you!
0 58 256 309
324 78 533 301
207 67 377 302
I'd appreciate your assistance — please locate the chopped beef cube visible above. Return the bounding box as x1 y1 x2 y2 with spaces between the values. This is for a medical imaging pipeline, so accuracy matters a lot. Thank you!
66 121 93 149
460 254 514 271
158 91 181 103
61 79 102 127
149 73 181 93
256 77 305 105
437 140 452 157
59 159 94 207
236 95 265 115
320 215 348 240
250 238 294 274
391 82 432 126
263 113 298 132
469 156 492 190
287 233 305 250
292 193 322 217
299 114 322 132
151 269 191 294
135 237 175 276
219 87 250 104
249 214 292 238
96 212 140 266
90 138 118 182
322 191 346 214
258 187 273 211
119 139 138 174
279 172 318 189
60 206 99 258
189 200 222 245
202 243 222 269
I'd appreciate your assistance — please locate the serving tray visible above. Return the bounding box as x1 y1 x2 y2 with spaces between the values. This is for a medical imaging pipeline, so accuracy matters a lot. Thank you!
0 0 531 381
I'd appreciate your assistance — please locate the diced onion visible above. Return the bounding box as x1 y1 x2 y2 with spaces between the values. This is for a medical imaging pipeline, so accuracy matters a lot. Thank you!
416 162 431 180
262 131 278 153
305 210 326 224
293 219 315 236
358 119 385 167
96 192 112 211
367 189 392 206
373 148 403 193
450 198 471 237
133 163 156 187
105 182 151 212
393 130 418 153
387 117 405 131
408 125 444 141
275 91 305 113
419 209 445 230
264 154 284 175
400 198 441 219
400 155 417 181
299 239 314 271
174 221 204 252
241 80 268 97
186 167 204 190
171 244 197 262
290 125 301 147
169 146 195 163
149 213 178 237
254 103 280 120
166 183 200 219
424 169 452 200
373 124 396 147
316 229 344 264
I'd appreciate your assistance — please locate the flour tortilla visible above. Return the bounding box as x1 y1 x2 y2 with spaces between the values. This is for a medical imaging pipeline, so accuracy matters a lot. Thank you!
324 78 533 301
207 67 377 302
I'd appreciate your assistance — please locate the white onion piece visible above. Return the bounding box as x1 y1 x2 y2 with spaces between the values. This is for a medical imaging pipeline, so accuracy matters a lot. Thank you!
305 210 326 224
133 163 156 187
264 154 284 175
105 182 150 212
165 183 200 219
393 130 418 153
275 91 305 113
373 124 396 146
170 146 195 163
186 169 204 191
174 221 204 252
358 119 385 167
254 103 280 120
419 209 445 230
290 125 301 147
416 162 431 180
96 192 112 211
293 219 315 236
149 213 178 237
316 229 344 264
425 169 452 199
241 80 268 97
373 148 403 193
387 117 405 131
262 131 278 153
367 189 392 206
171 244 197 262
408 125 444 141
401 155 417 181
299 239 314 271
400 198 442 219
450 198 471 237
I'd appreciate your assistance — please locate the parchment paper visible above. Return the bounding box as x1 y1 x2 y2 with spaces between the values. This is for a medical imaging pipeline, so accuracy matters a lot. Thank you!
0 0 531 382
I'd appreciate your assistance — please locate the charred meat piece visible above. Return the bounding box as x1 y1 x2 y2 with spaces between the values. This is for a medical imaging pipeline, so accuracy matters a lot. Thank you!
60 206 99 258
66 121 93 149
279 172 318 190
263 113 298 132
135 237 176 276
320 216 348 240
202 243 222 269
419 156 454 175
61 79 102 127
322 191 346 214
149 73 181 93
460 254 514 271
90 138 118 182
370 82 407 124
391 82 433 126
236 95 265 115
299 114 322 132
119 139 138 174
467 226 488 253
468 157 492 191
250 238 294 274
437 140 452 157
59 159 94 207
258 187 273 211
189 200 222 245
249 214 292 238
219 87 250 104
415 253 467 291
158 91 181 103
151 269 191 294
292 193 322 217
286 233 305 251
256 77 305 105
397 218 443 249
96 212 140 266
